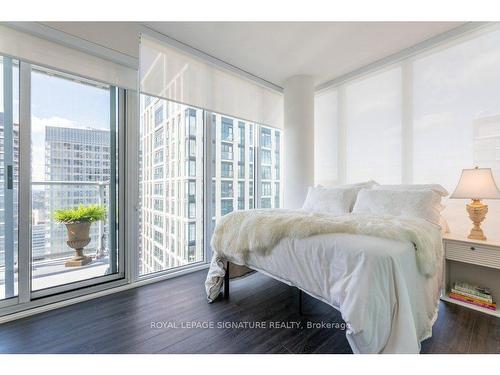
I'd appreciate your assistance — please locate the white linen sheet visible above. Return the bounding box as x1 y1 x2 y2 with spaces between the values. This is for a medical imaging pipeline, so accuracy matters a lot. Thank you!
206 233 443 354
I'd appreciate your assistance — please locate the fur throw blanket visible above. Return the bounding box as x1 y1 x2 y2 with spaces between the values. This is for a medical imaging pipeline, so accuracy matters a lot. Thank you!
211 209 443 277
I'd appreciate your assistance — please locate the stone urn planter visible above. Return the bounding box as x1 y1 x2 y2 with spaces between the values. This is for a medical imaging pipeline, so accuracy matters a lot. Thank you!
64 221 92 267
54 205 106 268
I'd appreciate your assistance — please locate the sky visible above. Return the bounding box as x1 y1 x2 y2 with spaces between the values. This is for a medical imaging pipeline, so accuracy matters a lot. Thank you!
30 70 111 181
1 63 111 181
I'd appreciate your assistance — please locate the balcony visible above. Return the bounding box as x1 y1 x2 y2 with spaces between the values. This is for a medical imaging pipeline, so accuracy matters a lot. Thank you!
0 181 114 299
221 151 233 160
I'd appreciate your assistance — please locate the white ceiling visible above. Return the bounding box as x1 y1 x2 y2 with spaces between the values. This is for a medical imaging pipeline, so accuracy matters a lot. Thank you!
145 22 465 88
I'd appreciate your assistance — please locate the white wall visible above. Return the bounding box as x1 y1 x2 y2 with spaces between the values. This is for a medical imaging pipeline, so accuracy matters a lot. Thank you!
284 75 314 208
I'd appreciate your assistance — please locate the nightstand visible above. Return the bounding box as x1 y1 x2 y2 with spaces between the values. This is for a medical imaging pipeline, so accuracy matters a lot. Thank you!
441 233 500 318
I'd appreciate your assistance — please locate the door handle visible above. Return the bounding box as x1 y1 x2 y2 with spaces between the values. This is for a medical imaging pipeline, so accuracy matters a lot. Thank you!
7 165 13 190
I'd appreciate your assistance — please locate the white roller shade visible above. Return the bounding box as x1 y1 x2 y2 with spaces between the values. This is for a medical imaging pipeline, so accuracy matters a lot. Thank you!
140 33 283 128
0 25 137 90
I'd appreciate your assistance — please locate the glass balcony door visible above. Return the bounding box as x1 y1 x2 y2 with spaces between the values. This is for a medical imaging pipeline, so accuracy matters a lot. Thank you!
29 65 122 297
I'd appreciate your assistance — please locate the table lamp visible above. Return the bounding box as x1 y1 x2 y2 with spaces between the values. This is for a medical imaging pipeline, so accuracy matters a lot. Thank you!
450 167 500 240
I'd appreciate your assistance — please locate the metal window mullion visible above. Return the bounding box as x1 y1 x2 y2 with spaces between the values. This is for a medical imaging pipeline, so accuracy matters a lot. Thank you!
125 90 138 282
203 111 213 262
109 87 118 274
2 57 15 298
117 88 126 278
255 125 261 208
18 62 31 303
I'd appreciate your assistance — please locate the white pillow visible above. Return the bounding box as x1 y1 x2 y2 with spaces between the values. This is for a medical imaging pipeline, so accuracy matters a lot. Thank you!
352 189 442 225
315 181 378 210
372 183 448 230
373 184 448 197
341 180 379 190
319 180 379 190
302 187 357 215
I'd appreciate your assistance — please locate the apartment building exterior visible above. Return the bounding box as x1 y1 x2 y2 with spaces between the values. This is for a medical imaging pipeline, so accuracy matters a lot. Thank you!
140 96 282 275
44 126 111 257
140 97 204 274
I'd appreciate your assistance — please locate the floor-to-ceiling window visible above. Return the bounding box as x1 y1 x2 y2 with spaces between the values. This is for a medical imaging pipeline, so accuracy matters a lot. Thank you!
138 33 284 278
344 67 402 184
259 125 282 209
139 96 204 276
138 95 283 277
314 24 500 236
0 52 127 313
316 25 500 189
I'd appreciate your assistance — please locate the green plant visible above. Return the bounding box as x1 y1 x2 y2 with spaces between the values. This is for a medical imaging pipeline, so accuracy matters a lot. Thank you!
54 205 107 223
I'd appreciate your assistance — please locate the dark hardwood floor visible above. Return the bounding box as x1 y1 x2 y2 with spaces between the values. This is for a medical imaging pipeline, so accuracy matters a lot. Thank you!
0 269 499 354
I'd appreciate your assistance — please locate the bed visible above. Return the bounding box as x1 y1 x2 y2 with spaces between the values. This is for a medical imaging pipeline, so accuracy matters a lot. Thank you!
205 184 446 354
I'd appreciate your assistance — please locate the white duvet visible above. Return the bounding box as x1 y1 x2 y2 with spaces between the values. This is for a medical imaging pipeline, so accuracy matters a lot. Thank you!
205 211 443 354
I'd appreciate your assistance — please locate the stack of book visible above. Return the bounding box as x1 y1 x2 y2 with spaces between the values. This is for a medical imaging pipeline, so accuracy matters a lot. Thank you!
449 281 496 311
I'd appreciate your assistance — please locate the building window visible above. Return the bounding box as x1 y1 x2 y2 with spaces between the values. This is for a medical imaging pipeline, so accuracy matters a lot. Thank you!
262 182 271 196
221 117 233 141
274 182 280 208
260 128 272 148
154 128 163 148
154 106 163 126
188 180 196 196
221 162 233 178
221 200 233 216
261 198 271 208
188 139 196 158
188 160 196 177
154 166 163 180
153 214 163 227
153 199 164 211
261 166 271 180
153 246 164 262
239 122 245 145
221 181 233 198
154 230 163 245
261 149 271 165
188 202 196 219
221 143 233 160
154 149 163 164
186 108 197 137
154 183 163 195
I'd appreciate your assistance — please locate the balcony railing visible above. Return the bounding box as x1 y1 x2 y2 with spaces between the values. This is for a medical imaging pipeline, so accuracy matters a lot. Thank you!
32 180 109 260
1 180 112 298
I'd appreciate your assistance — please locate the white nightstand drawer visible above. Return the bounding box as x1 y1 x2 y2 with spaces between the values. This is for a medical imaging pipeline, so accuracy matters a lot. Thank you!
445 241 500 270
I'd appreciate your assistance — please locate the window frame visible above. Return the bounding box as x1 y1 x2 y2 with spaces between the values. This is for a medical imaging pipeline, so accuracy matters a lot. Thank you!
0 58 130 317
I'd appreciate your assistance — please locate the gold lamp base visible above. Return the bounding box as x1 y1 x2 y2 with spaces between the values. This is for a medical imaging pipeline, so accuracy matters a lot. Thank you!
466 199 488 241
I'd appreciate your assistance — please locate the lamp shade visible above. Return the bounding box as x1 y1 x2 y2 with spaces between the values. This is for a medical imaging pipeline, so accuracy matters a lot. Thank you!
450 167 500 199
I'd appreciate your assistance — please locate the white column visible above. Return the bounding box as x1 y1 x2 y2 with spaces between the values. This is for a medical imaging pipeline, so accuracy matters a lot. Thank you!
283 75 314 208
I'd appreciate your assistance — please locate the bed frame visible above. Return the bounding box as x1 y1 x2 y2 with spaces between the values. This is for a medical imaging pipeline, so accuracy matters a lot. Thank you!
223 261 304 314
